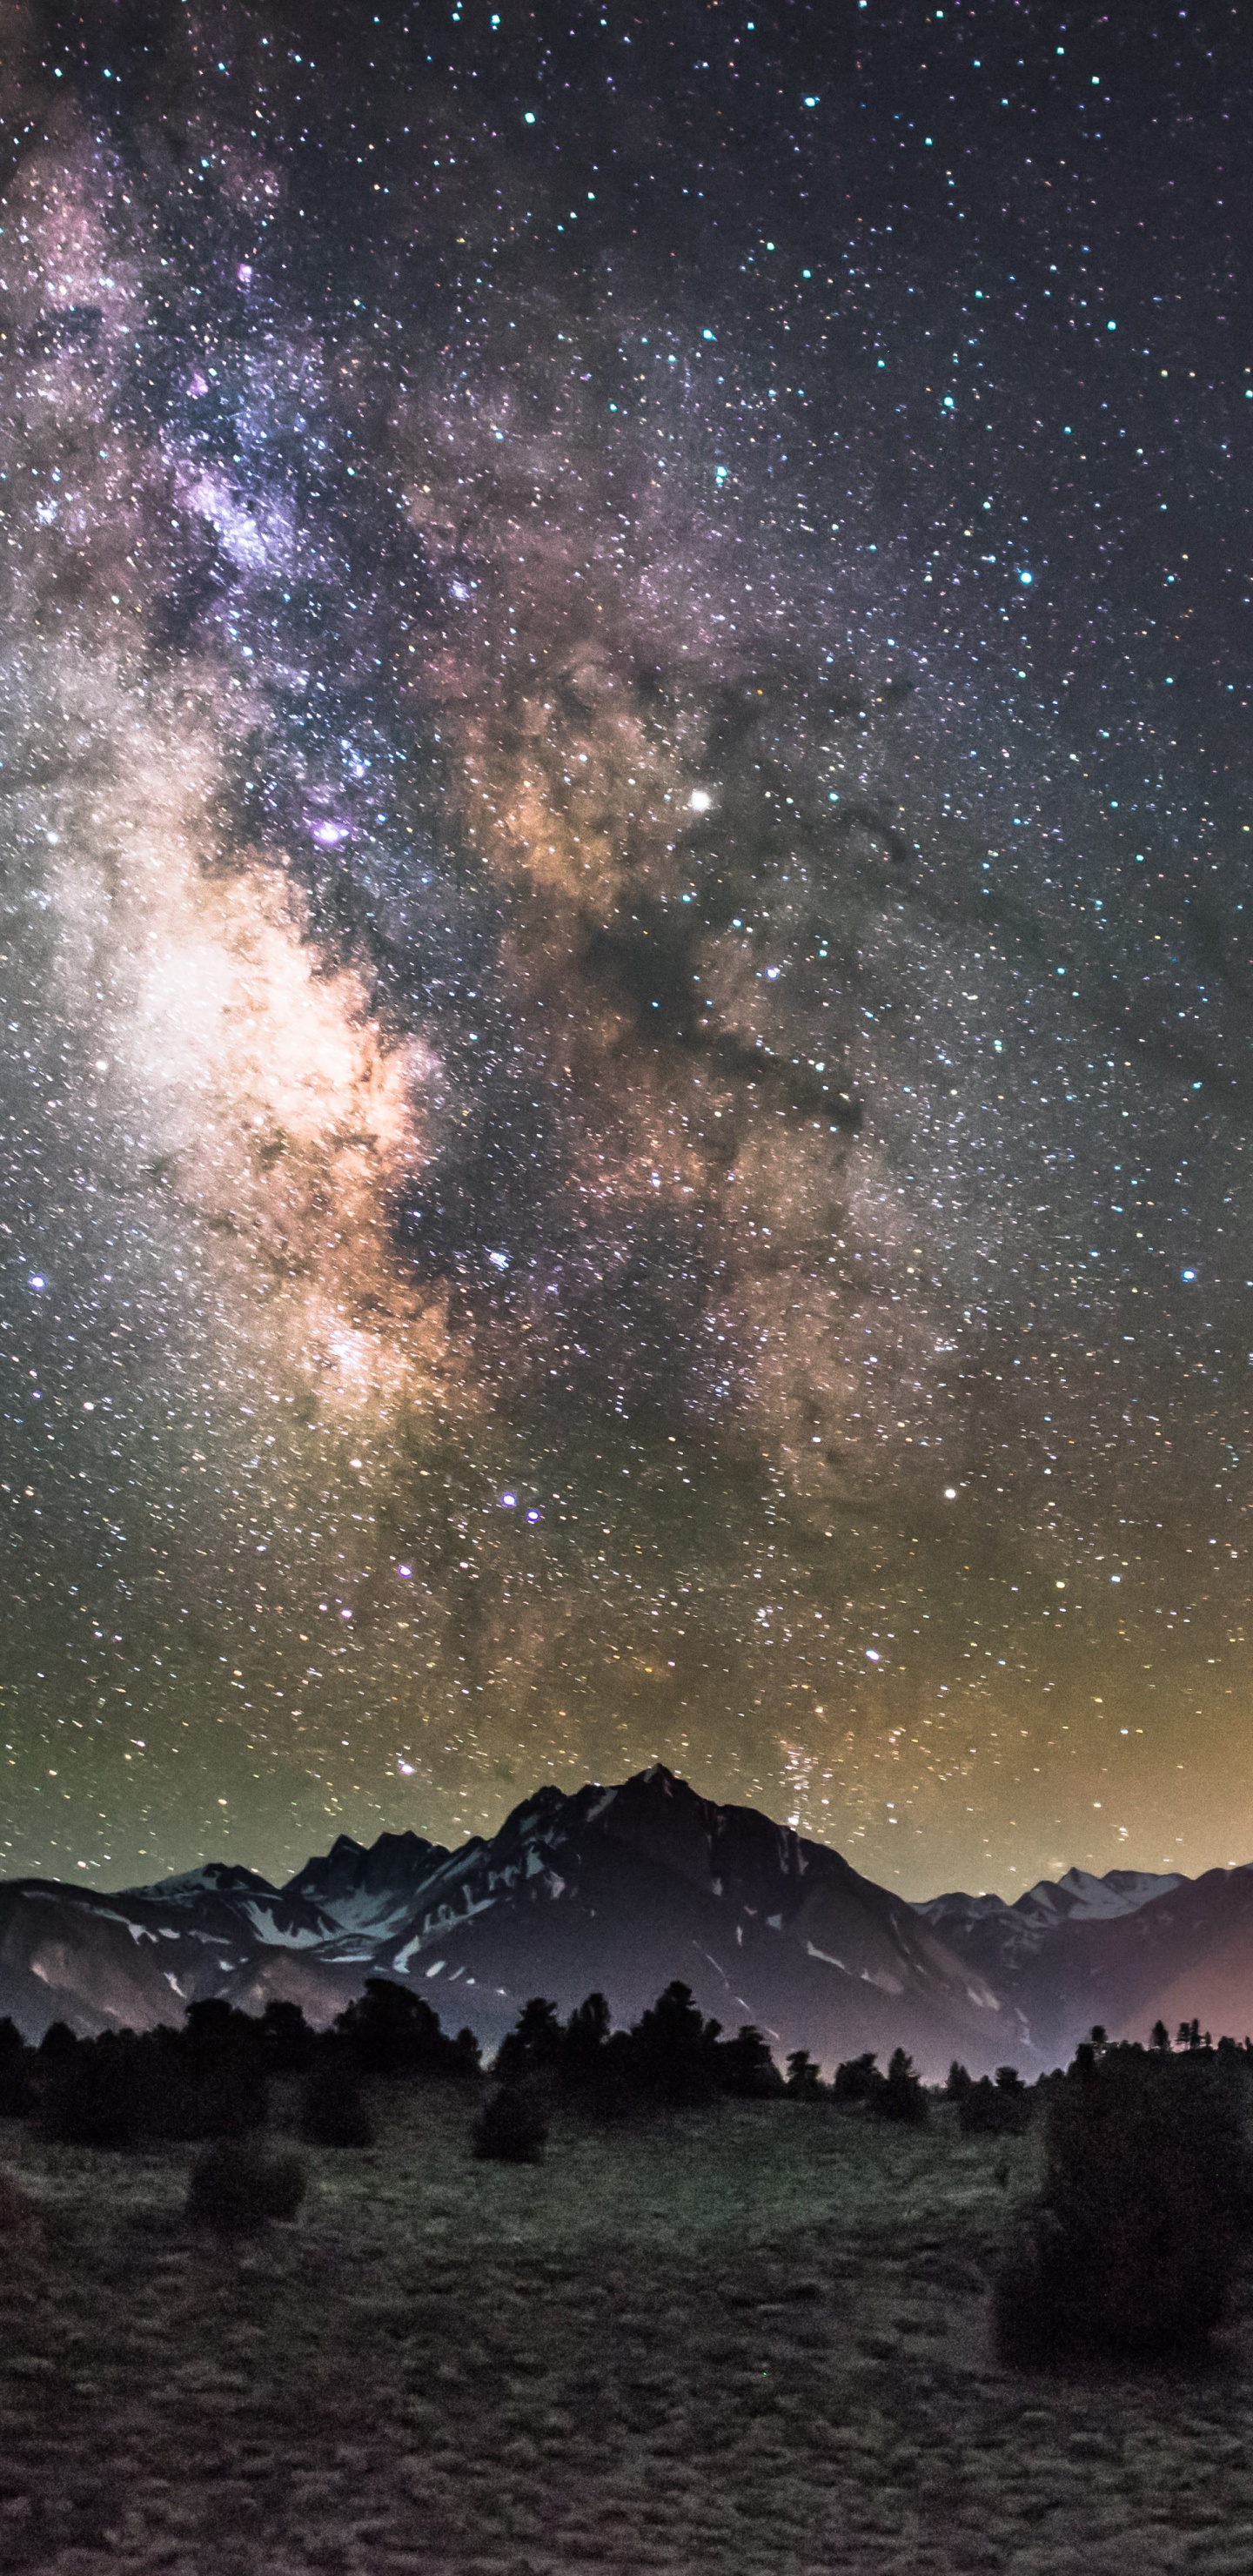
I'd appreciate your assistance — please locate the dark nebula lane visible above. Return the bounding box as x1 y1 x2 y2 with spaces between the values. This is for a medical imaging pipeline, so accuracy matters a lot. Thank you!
1 0 1250 1898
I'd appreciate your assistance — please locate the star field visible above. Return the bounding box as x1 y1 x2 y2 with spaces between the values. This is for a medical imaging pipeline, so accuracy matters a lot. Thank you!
0 0 1250 1896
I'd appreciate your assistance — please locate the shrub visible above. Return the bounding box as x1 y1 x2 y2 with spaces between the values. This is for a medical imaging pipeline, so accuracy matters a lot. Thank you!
875 2047 928 2126
186 2138 306 2233
785 2049 826 2102
995 2043 1250 2362
473 2082 549 2163
718 2025 785 2099
299 2062 373 2149
832 2051 884 2107
960 2067 1033 2138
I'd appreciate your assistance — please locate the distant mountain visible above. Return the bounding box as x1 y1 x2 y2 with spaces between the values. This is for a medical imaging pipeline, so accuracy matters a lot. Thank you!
917 1864 1184 1950
913 1863 1253 2064
293 1769 1008 2076
287 1829 450 1938
2 1770 1250 2076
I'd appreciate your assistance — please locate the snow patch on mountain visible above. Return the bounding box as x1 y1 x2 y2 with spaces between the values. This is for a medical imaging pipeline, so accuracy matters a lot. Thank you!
914 1865 1185 1938
295 1888 416 1938
239 1901 329 1951
124 1863 278 1905
1017 1866 1184 1926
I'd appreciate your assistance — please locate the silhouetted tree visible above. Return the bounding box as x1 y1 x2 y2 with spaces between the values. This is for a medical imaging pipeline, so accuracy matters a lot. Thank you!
495 1997 564 2085
718 2025 784 2099
580 2028 638 2122
959 2066 1032 2138
334 1977 477 2078
161 2002 266 2138
626 1982 722 2106
1150 2020 1171 2055
180 1999 265 2088
183 1998 236 2051
946 2061 973 2103
785 2049 825 2101
832 2051 884 2107
876 2047 928 2126
37 2022 78 2063
450 2025 483 2077
41 2015 267 2145
559 1993 613 2096
259 1999 318 2073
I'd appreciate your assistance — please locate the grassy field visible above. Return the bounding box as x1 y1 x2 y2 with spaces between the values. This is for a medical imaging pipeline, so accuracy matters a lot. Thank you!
2 2087 1253 2576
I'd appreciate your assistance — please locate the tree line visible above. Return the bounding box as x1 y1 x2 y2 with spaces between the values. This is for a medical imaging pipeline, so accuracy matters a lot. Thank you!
3 1983 1250 2157
0 1979 928 2149
6 1985 1253 2363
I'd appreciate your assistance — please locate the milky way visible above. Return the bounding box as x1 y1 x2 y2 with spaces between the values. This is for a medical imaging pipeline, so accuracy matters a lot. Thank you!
1 1 1250 1895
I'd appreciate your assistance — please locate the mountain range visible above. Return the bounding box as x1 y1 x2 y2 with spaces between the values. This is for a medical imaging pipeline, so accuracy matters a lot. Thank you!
2 1767 1250 2078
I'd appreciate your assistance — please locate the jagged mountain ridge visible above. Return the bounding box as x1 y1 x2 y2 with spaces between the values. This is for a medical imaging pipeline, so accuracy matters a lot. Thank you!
914 1865 1188 1980
292 1771 1010 2074
1 1768 1250 2076
920 1857 1253 2063
0 1768 1002 2070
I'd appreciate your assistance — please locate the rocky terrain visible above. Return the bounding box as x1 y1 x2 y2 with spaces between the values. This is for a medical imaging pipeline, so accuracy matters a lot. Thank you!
3 2087 1253 2576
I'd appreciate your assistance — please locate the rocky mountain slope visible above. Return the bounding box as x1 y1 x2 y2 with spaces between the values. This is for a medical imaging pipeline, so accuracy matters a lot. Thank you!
2 1769 1250 2076
917 1861 1253 2065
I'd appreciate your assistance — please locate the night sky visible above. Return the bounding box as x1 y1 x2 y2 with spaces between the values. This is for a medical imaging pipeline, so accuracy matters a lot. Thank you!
1 0 1250 1900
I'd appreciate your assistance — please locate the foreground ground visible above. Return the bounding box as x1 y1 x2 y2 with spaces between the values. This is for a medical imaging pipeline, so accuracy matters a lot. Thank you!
2 2088 1253 2576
